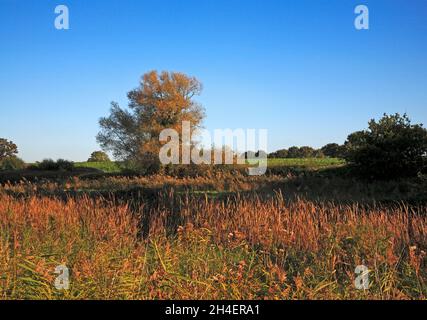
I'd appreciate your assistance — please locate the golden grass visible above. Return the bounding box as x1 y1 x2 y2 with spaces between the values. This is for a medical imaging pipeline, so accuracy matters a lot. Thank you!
0 188 425 300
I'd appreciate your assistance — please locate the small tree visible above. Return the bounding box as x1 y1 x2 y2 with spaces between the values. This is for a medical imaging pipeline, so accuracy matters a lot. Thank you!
344 113 427 179
0 138 18 160
287 146 300 158
88 151 110 162
299 146 315 158
269 149 289 158
321 143 346 158
313 149 325 158
37 159 74 171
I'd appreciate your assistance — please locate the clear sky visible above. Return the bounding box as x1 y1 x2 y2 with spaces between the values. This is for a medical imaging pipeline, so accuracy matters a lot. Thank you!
1 0 426 162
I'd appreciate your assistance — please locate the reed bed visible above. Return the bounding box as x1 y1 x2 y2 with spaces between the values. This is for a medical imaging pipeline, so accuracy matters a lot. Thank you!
0 190 425 300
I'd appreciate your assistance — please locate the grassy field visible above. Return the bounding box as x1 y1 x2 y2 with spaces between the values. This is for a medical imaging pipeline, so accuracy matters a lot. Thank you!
74 161 122 173
72 158 345 174
0 160 426 300
266 158 345 168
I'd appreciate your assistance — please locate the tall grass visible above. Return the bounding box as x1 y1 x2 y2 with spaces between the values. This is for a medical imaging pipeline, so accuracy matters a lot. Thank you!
3 171 426 204
0 190 425 299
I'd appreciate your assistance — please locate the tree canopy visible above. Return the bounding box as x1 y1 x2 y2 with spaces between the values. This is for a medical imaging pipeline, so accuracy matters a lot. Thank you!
344 113 427 179
88 151 110 162
97 71 205 167
321 143 346 158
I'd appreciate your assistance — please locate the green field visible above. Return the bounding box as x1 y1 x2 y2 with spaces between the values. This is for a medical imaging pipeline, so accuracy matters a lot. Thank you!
74 161 122 173
266 157 345 168
245 157 345 169
73 158 345 174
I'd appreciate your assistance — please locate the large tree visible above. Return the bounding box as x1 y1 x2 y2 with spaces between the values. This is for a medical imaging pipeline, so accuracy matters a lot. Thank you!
97 71 205 165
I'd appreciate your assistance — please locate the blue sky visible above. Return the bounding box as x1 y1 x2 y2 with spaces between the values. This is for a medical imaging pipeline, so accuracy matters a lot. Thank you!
1 0 426 162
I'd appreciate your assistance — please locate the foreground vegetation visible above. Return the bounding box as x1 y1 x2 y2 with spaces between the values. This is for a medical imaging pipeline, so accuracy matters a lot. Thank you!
0 168 426 300
0 190 425 299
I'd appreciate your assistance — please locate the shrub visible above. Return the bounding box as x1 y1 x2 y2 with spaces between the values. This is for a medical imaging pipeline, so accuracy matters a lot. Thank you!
287 146 300 158
321 143 346 158
36 159 57 170
313 149 325 158
37 159 75 171
344 113 427 179
0 156 26 171
56 159 75 171
88 151 110 162
269 149 289 158
298 146 315 158
124 153 162 175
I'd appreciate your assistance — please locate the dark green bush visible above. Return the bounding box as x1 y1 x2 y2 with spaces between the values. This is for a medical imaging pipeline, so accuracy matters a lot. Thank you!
36 159 75 171
321 143 346 158
37 159 57 170
344 113 427 180
269 149 289 158
123 153 162 175
0 156 26 171
56 159 74 171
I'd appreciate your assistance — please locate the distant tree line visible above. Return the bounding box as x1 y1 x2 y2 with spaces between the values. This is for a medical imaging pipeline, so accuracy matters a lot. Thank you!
29 159 75 171
269 143 346 159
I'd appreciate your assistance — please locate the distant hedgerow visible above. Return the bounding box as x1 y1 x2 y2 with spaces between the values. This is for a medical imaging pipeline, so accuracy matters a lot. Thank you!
34 159 75 171
0 156 26 171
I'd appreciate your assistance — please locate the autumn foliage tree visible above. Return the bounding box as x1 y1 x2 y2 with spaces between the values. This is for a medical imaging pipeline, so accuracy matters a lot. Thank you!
0 138 18 160
97 71 205 173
